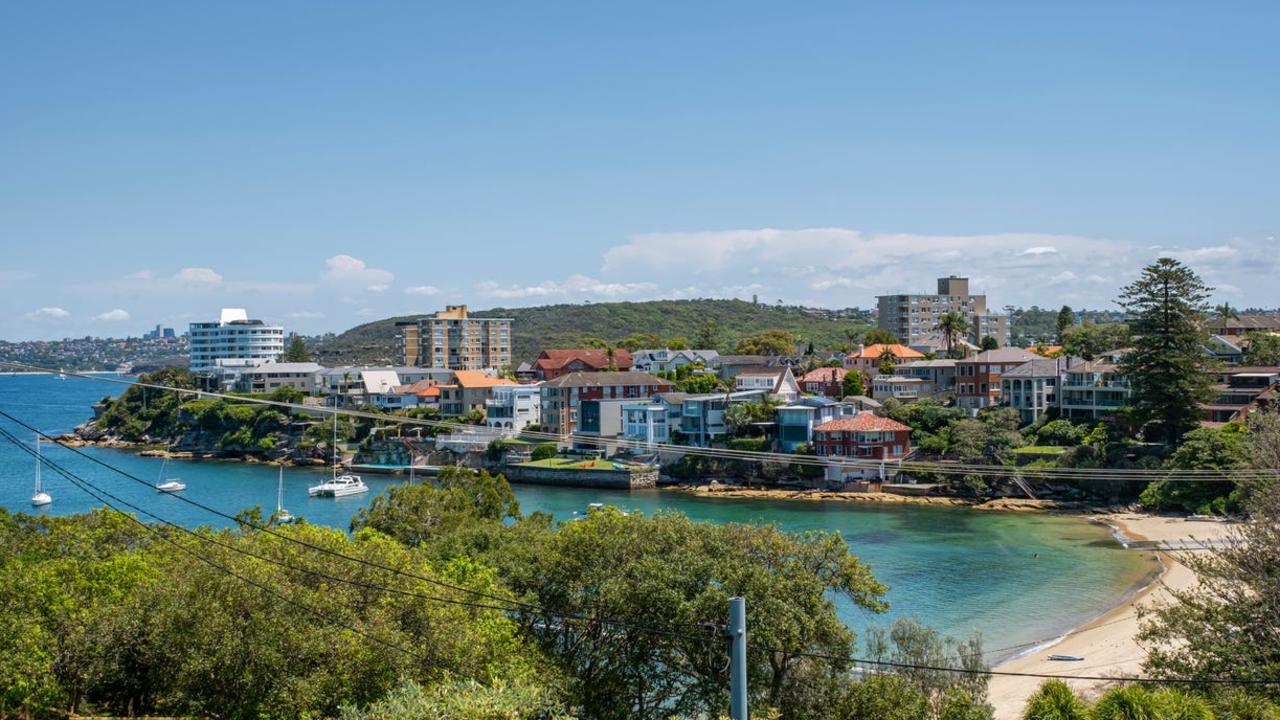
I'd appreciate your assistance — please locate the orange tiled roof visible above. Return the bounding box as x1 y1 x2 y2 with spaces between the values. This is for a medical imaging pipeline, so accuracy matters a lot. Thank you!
850 344 925 360
814 413 911 433
452 370 517 389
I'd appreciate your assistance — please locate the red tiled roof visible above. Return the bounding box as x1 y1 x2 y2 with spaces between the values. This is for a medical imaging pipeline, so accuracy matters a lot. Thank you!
534 348 634 371
800 367 849 383
452 370 517 389
814 413 911 433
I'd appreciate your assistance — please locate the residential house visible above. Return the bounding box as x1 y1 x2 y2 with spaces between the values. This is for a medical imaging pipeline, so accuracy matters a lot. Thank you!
622 401 672 446
317 367 401 406
870 375 926 401
1201 336 1244 365
232 361 324 394
485 383 542 433
895 359 958 396
388 379 442 410
1059 360 1132 421
776 397 858 452
438 370 517 417
798 366 848 398
844 344 926 374
1202 367 1280 424
999 356 1080 424
533 348 634 380
907 332 979 358
954 347 1040 414
393 366 456 385
1204 314 1280 338
813 413 912 460
632 348 720 374
539 370 672 436
573 398 632 451
712 355 771 380
733 366 800 403
514 362 537 382
672 390 769 447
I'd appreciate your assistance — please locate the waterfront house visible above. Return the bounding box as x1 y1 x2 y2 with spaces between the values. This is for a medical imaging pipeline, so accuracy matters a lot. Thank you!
798 366 848 398
232 361 324 395
533 348 634 380
844 344 926 374
673 389 769 447
438 370 517 417
776 397 858 452
622 401 672 446
733 366 800 403
632 348 720 374
1059 360 1131 421
813 412 912 460
539 370 672 436
485 383 542 433
954 347 1040 414
999 356 1081 424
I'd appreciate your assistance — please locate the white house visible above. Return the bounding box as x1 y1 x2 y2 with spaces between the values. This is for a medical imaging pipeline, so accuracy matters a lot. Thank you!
632 349 721 374
485 384 542 433
188 308 285 373
733 367 800 403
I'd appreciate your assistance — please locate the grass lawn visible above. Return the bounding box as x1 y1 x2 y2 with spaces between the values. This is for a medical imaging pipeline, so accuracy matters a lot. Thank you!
1014 445 1069 454
517 457 625 471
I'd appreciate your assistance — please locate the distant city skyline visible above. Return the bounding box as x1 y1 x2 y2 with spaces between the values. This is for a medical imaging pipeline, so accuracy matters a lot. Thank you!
3 2 1277 340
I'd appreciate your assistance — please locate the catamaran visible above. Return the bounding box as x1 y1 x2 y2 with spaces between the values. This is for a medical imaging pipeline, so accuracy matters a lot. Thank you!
31 435 51 507
275 466 296 523
155 457 187 493
308 404 367 498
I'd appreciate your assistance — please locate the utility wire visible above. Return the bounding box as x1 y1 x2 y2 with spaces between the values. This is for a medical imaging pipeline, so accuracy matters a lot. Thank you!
0 426 434 664
4 361 1275 482
0 410 722 640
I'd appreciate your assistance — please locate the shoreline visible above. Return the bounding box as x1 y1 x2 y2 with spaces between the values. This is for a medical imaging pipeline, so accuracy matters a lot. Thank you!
986 513 1238 720
663 483 1125 514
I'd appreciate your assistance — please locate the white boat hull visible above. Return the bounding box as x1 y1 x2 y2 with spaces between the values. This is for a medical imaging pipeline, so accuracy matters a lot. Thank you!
31 492 52 507
308 474 368 498
157 481 186 493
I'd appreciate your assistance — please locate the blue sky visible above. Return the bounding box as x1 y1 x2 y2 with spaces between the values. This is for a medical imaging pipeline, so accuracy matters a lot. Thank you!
2 1 1277 339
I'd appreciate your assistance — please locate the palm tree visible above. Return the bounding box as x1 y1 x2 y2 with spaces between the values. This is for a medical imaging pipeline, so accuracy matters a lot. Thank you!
1212 302 1239 332
877 346 898 375
933 312 970 358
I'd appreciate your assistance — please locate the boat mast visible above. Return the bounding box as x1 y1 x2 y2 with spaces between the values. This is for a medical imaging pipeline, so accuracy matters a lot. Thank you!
34 434 41 493
277 466 284 513
331 395 338 480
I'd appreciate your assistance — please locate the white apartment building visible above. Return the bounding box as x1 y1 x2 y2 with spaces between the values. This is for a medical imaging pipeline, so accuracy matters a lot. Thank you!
188 308 285 373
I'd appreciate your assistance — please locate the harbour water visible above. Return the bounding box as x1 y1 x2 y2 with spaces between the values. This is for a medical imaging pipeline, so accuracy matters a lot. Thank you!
0 373 1158 659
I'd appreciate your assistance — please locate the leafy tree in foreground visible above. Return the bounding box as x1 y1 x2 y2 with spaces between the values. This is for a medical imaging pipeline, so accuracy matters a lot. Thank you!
351 466 520 547
1139 416 1280 698
1245 331 1280 366
1117 258 1213 446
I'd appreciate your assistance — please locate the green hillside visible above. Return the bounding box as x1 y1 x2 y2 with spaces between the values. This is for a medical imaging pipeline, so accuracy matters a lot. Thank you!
312 299 874 366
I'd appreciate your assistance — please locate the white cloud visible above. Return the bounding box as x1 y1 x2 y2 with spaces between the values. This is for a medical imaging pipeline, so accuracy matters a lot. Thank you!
1019 246 1058 256
173 267 224 287
125 270 155 280
366 284 389 293
1047 271 1078 285
476 274 658 301
404 285 442 297
94 308 130 322
323 255 393 286
354 307 377 317
288 311 326 319
24 307 70 320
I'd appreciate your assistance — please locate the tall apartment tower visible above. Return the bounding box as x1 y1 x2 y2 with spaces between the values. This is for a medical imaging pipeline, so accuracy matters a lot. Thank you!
876 276 1009 347
188 308 285 372
396 304 513 370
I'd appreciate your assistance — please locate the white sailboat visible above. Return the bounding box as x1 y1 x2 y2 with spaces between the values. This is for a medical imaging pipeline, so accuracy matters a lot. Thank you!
155 457 186 493
31 435 52 507
275 466 296 523
308 403 367 498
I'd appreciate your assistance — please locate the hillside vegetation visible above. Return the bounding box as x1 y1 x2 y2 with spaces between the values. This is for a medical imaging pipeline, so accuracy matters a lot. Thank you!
313 299 873 365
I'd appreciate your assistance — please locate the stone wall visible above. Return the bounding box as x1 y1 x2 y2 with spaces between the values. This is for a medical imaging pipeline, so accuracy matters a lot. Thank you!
505 465 658 490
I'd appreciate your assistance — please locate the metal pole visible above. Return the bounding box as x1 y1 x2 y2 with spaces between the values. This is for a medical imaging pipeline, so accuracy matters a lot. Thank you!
729 596 748 720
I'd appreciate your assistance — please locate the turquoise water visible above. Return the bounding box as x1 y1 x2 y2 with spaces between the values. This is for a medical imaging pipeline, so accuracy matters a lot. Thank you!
0 373 1157 658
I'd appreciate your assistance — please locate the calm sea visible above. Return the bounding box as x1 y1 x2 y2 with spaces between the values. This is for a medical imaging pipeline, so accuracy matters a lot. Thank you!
0 373 1157 659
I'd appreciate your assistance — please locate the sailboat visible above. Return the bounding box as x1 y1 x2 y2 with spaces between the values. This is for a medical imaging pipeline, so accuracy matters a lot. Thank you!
275 466 296 523
308 404 367 498
31 436 51 507
155 457 187 493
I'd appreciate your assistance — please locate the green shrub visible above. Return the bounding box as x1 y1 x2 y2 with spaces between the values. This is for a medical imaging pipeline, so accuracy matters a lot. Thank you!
938 688 992 720
1210 691 1280 720
1023 680 1088 720
1093 686 1162 720
726 437 770 452
837 675 931 720
530 443 558 461
1152 689 1215 720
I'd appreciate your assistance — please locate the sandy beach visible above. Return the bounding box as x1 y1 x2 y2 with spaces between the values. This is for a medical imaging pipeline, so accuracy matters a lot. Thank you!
987 513 1238 719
